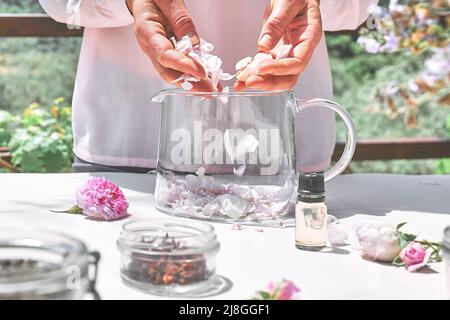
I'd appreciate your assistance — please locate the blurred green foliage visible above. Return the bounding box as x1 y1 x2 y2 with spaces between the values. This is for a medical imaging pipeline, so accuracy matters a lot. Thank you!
0 0 42 13
7 98 73 173
327 34 450 174
0 38 81 113
0 110 19 145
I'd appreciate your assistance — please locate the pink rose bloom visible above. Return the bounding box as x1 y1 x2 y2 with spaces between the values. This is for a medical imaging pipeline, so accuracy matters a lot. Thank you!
276 280 301 300
76 177 129 221
353 222 401 262
266 280 301 300
400 242 430 272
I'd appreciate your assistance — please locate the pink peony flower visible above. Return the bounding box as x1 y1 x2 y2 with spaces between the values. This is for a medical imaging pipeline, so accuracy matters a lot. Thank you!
76 177 129 221
400 242 430 272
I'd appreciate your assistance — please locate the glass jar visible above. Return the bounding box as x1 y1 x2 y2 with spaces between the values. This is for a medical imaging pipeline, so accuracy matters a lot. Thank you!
117 219 221 296
151 89 356 226
0 228 100 300
444 226 450 299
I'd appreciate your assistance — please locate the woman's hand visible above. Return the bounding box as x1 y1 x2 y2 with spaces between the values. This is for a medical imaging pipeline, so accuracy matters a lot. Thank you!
127 0 214 91
235 0 322 91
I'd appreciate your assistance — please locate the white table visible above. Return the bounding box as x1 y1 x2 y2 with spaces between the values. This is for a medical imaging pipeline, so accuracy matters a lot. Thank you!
1 173 449 299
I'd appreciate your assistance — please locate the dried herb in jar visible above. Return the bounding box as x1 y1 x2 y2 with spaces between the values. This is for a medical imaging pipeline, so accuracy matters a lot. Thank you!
123 233 211 286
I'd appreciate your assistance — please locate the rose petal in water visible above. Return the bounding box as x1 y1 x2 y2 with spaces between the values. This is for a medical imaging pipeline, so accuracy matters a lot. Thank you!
202 201 220 217
226 184 248 197
235 133 259 157
186 174 202 192
270 200 289 213
206 181 227 195
233 164 246 177
217 194 249 219
224 130 259 163
196 166 206 176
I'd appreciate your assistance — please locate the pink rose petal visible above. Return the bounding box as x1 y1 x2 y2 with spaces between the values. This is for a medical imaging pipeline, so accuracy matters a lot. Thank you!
231 223 243 230
235 56 253 71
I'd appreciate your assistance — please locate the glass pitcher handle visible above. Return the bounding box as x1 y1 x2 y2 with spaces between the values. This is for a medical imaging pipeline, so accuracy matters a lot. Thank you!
295 98 356 182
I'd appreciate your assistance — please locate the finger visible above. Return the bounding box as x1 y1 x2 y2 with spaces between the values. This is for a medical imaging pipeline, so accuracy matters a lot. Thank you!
142 31 206 79
157 66 213 93
258 0 305 52
261 3 272 24
258 58 305 76
151 57 185 83
158 48 206 79
140 43 200 87
244 74 298 90
190 80 215 92
290 6 322 64
154 0 200 47
291 37 320 73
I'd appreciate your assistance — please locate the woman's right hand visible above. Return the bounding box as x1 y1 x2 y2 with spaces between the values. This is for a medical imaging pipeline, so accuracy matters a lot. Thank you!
126 0 214 91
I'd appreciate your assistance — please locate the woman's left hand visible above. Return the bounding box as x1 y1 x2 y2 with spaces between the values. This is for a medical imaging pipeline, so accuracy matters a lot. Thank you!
235 0 322 91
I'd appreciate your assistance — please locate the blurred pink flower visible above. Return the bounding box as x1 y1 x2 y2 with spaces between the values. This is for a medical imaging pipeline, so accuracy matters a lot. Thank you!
260 279 301 300
76 177 129 221
276 280 301 300
400 242 429 272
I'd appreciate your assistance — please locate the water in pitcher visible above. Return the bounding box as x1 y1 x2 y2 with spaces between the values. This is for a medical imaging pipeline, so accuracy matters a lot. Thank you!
154 166 297 224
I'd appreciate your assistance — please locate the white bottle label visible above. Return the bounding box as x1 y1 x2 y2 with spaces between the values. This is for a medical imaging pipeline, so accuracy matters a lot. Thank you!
295 201 327 247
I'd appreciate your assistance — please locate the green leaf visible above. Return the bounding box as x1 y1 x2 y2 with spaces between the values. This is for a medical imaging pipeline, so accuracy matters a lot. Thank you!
259 291 271 300
396 222 407 231
392 256 405 267
51 205 83 215
401 233 417 242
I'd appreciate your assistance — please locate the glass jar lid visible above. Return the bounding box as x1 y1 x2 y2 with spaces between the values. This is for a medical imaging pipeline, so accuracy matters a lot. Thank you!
117 219 220 257
444 226 450 255
0 228 94 299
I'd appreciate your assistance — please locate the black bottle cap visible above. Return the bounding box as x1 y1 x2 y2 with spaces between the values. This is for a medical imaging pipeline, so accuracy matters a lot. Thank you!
298 172 325 202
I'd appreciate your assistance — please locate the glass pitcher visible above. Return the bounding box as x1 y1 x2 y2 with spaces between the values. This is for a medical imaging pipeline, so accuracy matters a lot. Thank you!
151 89 355 226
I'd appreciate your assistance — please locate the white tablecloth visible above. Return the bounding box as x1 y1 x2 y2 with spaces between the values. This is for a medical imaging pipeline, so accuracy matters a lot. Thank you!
1 173 449 299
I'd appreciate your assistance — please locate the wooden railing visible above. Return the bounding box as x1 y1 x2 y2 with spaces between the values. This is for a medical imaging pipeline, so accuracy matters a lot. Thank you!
332 137 450 161
0 13 82 37
0 13 449 172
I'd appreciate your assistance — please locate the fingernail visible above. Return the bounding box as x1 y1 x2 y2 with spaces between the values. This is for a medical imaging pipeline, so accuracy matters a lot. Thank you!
259 34 273 49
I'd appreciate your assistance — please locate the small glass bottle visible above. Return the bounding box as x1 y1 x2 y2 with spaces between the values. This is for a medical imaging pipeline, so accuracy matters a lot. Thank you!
295 172 327 251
